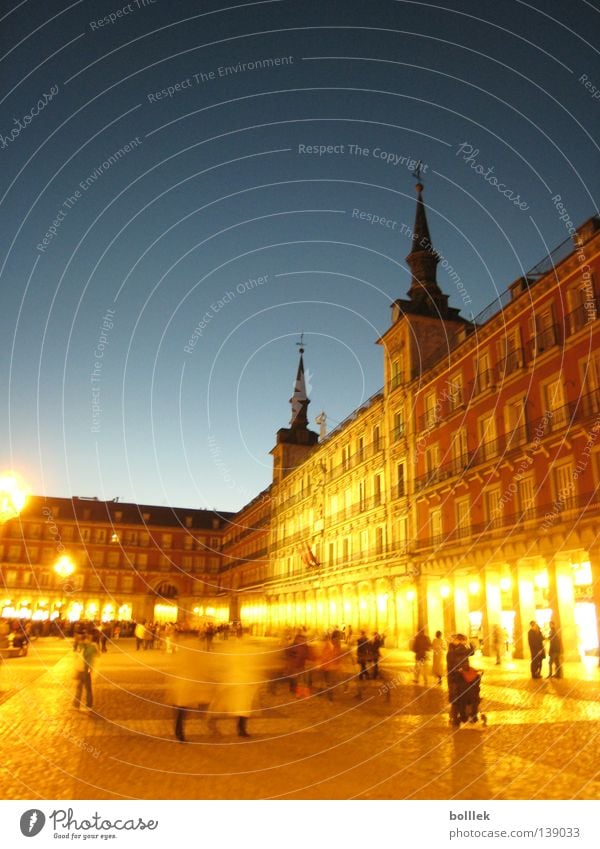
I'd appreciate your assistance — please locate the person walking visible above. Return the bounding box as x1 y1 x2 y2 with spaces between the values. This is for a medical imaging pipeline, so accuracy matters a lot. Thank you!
170 636 215 743
547 621 563 678
491 624 504 665
134 620 145 651
356 630 370 680
73 632 99 712
527 621 545 679
431 630 447 684
412 627 432 685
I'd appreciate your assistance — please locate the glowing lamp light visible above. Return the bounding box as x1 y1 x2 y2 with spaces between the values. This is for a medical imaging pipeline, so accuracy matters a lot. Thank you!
377 593 388 612
406 589 415 602
343 600 351 613
534 572 548 589
0 473 28 523
500 577 512 592
468 580 481 596
54 555 75 578
440 583 451 598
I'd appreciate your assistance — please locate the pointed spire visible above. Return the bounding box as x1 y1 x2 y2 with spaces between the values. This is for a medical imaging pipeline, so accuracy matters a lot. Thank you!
405 181 449 315
290 346 309 429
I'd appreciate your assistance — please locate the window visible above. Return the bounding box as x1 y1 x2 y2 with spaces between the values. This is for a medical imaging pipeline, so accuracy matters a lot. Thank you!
375 526 384 554
397 517 408 552
544 379 568 429
498 328 523 375
80 527 91 542
581 351 600 416
93 550 105 567
568 280 597 334
182 556 193 571
393 409 405 441
185 516 193 528
475 351 493 392
105 574 117 591
28 523 41 538
136 553 148 568
93 528 106 543
140 532 149 547
360 530 369 554
107 550 120 567
530 306 558 353
183 535 193 551
8 545 21 562
342 538 350 562
455 497 471 538
41 548 54 564
358 481 366 511
373 425 381 451
342 445 351 470
485 487 502 528
552 463 575 511
396 463 405 498
121 575 134 592
373 473 383 505
519 476 536 520
504 397 527 447
447 374 463 411
114 511 123 522
429 508 442 543
357 436 365 462
478 413 497 461
62 526 74 541
125 530 138 546
425 444 440 476
424 391 437 427
162 533 172 548
390 358 403 390
451 427 468 471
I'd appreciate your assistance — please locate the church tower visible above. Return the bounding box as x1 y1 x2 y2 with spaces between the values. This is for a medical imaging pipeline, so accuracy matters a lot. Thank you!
270 345 319 484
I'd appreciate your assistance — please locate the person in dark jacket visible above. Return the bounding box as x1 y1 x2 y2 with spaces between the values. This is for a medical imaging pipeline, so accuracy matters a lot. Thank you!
527 621 545 679
356 631 370 680
547 621 563 678
412 628 432 685
446 634 474 726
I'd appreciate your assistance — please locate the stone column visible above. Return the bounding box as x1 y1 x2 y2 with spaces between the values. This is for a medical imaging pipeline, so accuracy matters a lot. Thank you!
546 555 579 662
586 550 600 666
483 565 502 657
509 559 534 660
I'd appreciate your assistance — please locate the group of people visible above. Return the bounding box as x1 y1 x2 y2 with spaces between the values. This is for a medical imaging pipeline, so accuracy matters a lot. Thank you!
527 620 563 679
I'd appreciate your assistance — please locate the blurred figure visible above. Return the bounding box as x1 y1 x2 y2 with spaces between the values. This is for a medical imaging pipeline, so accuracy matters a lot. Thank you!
370 632 385 679
285 630 309 695
491 624 503 665
169 637 216 743
134 621 145 651
73 632 99 712
446 633 474 727
207 640 272 737
356 630 369 680
431 630 446 684
319 632 344 700
527 621 545 679
547 621 563 678
412 628 432 685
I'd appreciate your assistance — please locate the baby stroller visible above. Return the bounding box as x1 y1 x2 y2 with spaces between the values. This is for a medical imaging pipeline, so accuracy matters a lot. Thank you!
449 666 487 727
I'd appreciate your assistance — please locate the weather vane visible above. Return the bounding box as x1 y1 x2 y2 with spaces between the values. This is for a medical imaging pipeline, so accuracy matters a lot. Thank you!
412 160 424 190
296 332 305 353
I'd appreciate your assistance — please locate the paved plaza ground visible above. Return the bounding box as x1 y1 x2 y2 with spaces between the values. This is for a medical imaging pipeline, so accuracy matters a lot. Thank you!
0 637 598 800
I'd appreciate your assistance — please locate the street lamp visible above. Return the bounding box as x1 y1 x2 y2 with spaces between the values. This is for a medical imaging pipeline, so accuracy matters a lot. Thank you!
54 555 75 579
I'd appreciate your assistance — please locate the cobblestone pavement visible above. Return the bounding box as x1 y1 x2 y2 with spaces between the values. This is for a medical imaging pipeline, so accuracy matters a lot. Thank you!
0 638 598 800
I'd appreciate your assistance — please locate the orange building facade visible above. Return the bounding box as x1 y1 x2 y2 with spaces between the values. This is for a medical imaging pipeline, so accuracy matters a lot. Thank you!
2 188 599 663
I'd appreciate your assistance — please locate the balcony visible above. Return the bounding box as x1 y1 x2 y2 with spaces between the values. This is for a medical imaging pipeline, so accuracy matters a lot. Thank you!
526 324 562 359
415 490 598 550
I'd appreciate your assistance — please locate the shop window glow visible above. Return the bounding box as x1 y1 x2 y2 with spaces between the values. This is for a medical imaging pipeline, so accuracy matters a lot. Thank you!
534 572 549 589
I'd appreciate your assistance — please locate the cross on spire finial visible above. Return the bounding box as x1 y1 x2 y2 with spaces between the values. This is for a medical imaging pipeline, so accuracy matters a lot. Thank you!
412 160 423 183
296 332 305 354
